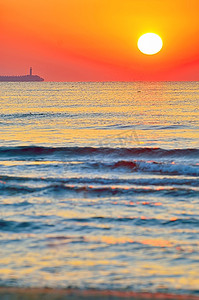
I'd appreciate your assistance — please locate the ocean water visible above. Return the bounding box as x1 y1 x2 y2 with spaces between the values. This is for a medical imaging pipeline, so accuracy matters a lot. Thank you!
0 82 199 294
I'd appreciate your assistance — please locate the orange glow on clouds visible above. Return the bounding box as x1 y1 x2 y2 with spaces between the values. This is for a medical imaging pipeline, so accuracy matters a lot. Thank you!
0 0 199 81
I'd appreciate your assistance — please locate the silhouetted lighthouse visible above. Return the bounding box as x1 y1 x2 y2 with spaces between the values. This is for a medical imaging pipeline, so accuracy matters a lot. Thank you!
0 67 44 81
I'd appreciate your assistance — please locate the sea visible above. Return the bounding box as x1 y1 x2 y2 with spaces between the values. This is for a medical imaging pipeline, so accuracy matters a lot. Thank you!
0 81 198 295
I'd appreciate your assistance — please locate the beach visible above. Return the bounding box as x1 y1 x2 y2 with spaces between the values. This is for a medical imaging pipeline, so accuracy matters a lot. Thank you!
1 288 199 300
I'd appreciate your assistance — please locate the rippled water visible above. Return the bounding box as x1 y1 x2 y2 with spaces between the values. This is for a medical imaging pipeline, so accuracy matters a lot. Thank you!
0 82 199 294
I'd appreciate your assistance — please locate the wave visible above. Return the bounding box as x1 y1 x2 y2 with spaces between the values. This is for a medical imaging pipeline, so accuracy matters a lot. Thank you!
60 160 198 177
1 174 199 187
65 216 199 228
79 160 199 176
111 160 199 176
0 146 198 158
2 216 199 233
0 182 198 197
0 219 52 232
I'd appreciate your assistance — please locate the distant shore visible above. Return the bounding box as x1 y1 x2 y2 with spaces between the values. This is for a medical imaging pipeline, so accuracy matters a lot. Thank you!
0 288 199 300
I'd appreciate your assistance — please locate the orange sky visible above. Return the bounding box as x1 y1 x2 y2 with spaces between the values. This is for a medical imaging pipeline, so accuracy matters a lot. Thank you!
0 0 199 81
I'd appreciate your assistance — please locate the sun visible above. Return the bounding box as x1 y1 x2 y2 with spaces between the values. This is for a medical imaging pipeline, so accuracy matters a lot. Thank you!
138 33 163 55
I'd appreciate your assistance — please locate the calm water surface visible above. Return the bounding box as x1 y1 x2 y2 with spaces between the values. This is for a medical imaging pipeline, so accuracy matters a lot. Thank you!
0 82 199 294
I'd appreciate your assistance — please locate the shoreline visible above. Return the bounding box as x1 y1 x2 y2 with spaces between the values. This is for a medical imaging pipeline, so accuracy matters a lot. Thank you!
0 288 199 300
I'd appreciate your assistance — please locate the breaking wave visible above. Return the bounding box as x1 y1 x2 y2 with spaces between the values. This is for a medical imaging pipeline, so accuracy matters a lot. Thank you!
0 146 198 158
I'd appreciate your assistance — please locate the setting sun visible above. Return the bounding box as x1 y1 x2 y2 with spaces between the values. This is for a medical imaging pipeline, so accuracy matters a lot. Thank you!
138 33 163 55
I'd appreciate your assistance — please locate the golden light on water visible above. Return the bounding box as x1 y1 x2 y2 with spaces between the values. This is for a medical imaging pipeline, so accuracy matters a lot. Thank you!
1 82 199 293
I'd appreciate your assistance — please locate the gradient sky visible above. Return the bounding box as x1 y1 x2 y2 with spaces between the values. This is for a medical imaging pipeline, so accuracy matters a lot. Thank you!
1 0 199 81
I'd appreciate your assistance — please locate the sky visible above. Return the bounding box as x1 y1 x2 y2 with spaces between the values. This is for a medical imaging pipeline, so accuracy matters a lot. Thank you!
0 0 199 81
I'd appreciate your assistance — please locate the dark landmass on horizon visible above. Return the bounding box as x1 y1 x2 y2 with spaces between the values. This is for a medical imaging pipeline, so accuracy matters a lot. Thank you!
0 68 44 82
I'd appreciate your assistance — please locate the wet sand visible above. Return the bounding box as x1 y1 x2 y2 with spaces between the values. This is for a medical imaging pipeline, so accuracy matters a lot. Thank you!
0 288 199 300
